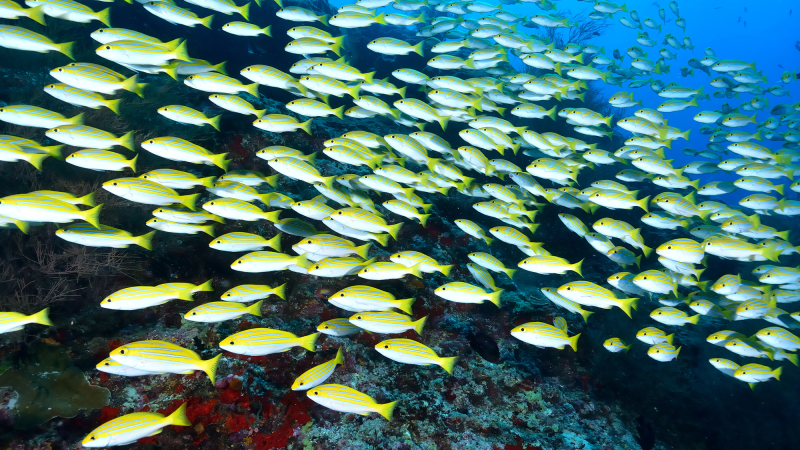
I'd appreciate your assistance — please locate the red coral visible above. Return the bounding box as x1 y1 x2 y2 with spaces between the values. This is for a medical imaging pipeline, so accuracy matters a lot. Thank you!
224 415 249 433
98 372 109 384
282 391 312 426
252 425 293 450
96 406 120 424
230 135 247 157
186 397 219 427
107 340 124 351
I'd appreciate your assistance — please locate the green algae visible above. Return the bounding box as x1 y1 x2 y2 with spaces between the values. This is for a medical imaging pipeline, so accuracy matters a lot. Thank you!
0 342 110 430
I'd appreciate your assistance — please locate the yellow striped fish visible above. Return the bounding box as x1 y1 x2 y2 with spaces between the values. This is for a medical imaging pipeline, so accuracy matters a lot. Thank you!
0 193 102 227
46 124 134 150
184 301 262 323
349 311 427 334
557 281 639 318
292 347 344 390
158 105 221 130
0 24 74 59
202 198 281 222
317 318 360 336
389 251 452 275
219 328 319 355
307 384 397 420
56 223 154 250
511 322 580 351
518 255 583 276
0 307 52 334
102 178 200 210
376 338 459 374
434 282 502 307
66 149 137 172
231 251 309 273
82 403 191 447
109 340 222 382
220 283 287 302
141 137 230 171
328 285 414 313
210 232 282 252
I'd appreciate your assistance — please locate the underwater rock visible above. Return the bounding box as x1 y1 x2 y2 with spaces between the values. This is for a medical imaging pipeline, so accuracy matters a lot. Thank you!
0 342 110 430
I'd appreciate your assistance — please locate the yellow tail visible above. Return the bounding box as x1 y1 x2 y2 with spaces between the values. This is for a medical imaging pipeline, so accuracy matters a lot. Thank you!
118 130 135 151
617 297 639 319
95 7 111 26
375 400 398 421
196 279 214 292
266 233 282 252
80 204 103 228
438 264 453 277
571 259 584 276
238 2 251 20
164 402 191 427
201 223 215 237
297 332 320 351
568 333 581 352
208 114 222 131
208 152 230 172
413 315 428 334
178 193 201 211
200 354 222 384
57 41 75 60
354 243 372 259
394 298 415 315
438 355 459 374
200 14 214 29
300 119 313 135
333 346 344 364
488 289 503 307
264 209 282 223
408 263 423 279
272 282 287 300
387 222 403 240
29 307 53 326
105 98 122 115
134 230 156 250
173 39 192 61
27 5 47 25
26 153 49 171
248 300 263 317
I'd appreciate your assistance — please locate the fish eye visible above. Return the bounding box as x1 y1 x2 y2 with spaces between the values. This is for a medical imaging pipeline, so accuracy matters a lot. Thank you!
90 437 95 440
238 261 242 264
120 350 125 354
314 391 318 395
113 182 117 186
229 341 234 344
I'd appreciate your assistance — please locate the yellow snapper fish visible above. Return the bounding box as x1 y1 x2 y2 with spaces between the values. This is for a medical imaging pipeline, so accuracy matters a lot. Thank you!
56 223 155 249
0 307 52 334
65 148 136 172
650 306 701 326
220 283 287 303
603 338 631 353
636 327 674 345
140 137 230 170
328 285 414 313
231 251 309 273
389 251 452 275
647 342 681 362
307 384 397 420
557 281 639 318
468 252 517 279
0 193 103 228
96 357 164 377
210 232 282 252
0 0 47 25
110 341 221 382
734 363 782 390
184 301 262 323
376 338 459 374
292 347 344 390
103 178 200 210
349 311 427 334
101 285 196 310
82 403 191 447
219 328 319 355
0 24 74 59
511 322 580 351
434 281 503 307
518 255 583 276
45 124 133 150
317 318 361 336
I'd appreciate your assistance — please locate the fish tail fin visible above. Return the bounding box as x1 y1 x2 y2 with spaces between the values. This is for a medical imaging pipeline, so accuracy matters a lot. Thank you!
665 333 674 345
786 353 799 367
367 232 387 246
488 289 503 307
438 264 453 277
579 308 594 323
94 7 111 26
569 333 581 352
30 307 53 326
121 74 144 97
239 2 251 21
332 346 344 365
773 366 783 381
394 298 415 315
688 314 701 325
80 204 103 228
165 402 191 427
208 114 222 131
374 12 387 25
263 210 282 223
760 245 781 262
212 61 227 75
297 332 320 351
200 14 214 29
356 71 374 87
413 315 428 334
413 41 424 57
439 356 459 375
318 14 329 26
200 354 222 384
376 400 398 421
417 213 430 227
13 219 29 234
134 230 156 250
178 193 201 211
209 213 225 224
208 152 230 172
264 233 282 252
387 222 403 240
331 105 344 120
118 130 135 151
505 268 517 279
248 300 263 317
571 259 584 277
73 192 95 207
294 253 311 270
27 5 47 25
243 82 259 98
618 297 638 319
408 263 423 279
438 115 449 131
195 279 214 292
26 153 49 171
347 83 361 100
201 224 215 237
354 242 372 259
197 176 216 188
105 97 123 115
272 282 287 300
638 195 650 212
56 41 75 60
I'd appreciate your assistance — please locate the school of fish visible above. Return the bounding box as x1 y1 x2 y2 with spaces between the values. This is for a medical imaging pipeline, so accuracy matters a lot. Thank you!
0 0 799 444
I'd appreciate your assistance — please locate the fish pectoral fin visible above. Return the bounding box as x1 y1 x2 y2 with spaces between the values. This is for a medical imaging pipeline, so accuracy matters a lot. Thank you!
179 370 195 374
148 429 163 437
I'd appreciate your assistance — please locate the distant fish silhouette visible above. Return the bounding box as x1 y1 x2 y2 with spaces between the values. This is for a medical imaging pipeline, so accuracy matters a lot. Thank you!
744 21 746 27
795 41 800 52
738 16 741 22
